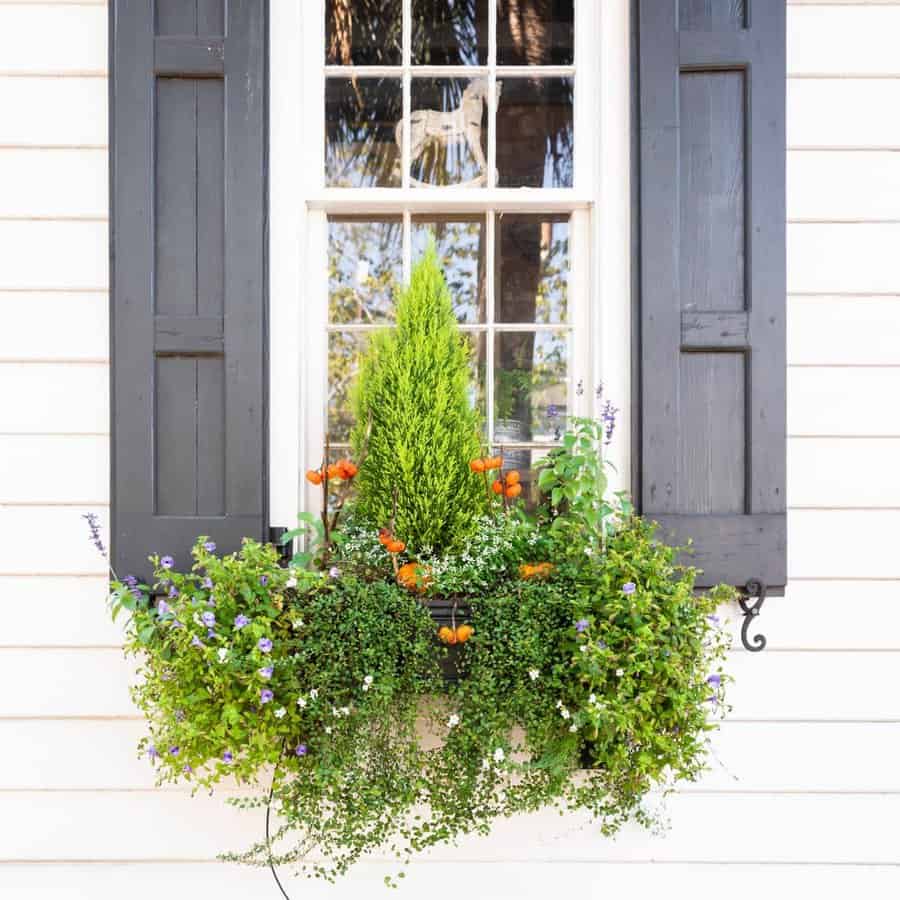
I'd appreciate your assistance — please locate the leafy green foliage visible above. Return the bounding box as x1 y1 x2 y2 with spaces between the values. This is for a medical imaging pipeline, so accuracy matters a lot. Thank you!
350 244 485 553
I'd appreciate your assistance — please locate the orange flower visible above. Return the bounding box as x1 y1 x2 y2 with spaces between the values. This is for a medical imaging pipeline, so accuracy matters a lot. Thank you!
397 562 432 593
491 479 504 495
438 626 457 645
305 469 323 485
326 463 342 480
505 483 522 499
469 458 486 473
378 528 393 546
486 456 503 471
504 470 520 486
386 539 406 554
337 459 358 479
520 562 554 580
455 624 474 644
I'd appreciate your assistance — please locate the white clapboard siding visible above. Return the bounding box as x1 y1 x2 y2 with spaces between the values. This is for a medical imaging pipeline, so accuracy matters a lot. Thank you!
788 223 900 294
0 6 106 75
0 149 108 217
0 293 108 360
2 862 898 900
0 77 106 146
788 152 900 222
789 509 900 579
0 435 108 503
788 5 900 76
5 718 900 794
788 79 900 149
788 368 900 436
0 506 108 574
788 297 900 365
4 647 898 721
0 221 107 290
0 364 108 434
3 791 899 863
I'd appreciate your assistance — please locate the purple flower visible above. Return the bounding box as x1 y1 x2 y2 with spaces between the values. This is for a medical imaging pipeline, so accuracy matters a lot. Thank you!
259 665 274 680
206 629 217 639
169 746 180 757
82 512 107 558
207 597 216 607
329 566 341 579
156 599 170 616
201 611 216 628
147 745 158 760
123 575 138 588
260 688 274 704
130 588 144 603
258 637 273 653
182 764 192 774
190 635 204 648
223 750 233 763
295 743 308 757
575 619 589 633
160 555 174 570
546 404 558 419
234 614 249 630
203 577 214 590
259 575 269 587
622 582 636 595
171 618 184 629
707 674 722 689
168 585 179 598
203 541 216 553
707 614 720 626
601 399 619 446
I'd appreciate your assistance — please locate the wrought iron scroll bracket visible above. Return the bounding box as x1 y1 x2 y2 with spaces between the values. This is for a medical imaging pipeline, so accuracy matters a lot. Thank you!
738 578 767 652
268 526 293 567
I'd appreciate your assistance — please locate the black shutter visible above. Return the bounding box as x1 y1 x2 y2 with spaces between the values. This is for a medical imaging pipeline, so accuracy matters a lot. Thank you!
637 1 786 589
111 1 267 579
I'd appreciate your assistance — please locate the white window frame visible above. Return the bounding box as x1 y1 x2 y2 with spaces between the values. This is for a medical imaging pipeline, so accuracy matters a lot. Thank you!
268 0 631 528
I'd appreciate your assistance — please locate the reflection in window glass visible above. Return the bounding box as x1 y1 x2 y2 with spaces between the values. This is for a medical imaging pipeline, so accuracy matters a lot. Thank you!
328 331 368 444
463 331 488 429
329 218 403 325
412 0 488 65
497 0 574 66
494 330 568 444
497 214 569 324
407 79 489 187
496 77 573 188
326 0 402 65
412 216 486 323
325 78 402 188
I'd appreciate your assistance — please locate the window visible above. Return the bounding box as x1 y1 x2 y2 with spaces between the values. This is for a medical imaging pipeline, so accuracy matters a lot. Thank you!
268 0 633 525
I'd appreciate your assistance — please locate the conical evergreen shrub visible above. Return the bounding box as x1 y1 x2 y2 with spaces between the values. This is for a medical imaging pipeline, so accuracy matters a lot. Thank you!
350 244 486 553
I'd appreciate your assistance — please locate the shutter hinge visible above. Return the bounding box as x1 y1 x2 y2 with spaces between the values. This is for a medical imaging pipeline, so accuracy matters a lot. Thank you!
738 579 767 652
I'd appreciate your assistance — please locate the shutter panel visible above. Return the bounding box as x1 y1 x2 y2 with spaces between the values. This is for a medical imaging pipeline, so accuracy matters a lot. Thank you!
111 1 267 579
637 1 786 589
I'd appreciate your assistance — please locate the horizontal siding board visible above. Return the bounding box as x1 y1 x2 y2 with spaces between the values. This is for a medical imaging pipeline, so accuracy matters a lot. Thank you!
788 151 900 222
0 5 106 74
0 293 108 360
788 223 900 294
1 863 898 900
0 364 108 434
0 148 107 217
788 368 900 436
0 435 108 503
4 719 899 794
788 6 900 76
0 506 108 574
0 76 107 146
788 296 900 365
788 79 900 149
4 647 897 720
1 792 898 863
0 221 107 290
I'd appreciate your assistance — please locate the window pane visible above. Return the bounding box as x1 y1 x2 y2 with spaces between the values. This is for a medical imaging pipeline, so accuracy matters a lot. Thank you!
496 77 573 188
328 331 368 443
408 78 489 187
326 0 402 65
462 330 488 429
412 215 486 323
412 0 488 65
494 330 568 443
326 78 402 188
329 218 402 325
497 214 569 324
497 0 574 66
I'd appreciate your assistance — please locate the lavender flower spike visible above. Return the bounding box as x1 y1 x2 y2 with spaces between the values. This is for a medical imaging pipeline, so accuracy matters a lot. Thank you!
82 512 107 558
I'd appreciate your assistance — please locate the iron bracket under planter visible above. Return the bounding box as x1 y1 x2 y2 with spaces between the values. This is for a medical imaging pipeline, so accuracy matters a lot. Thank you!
738 578 767 652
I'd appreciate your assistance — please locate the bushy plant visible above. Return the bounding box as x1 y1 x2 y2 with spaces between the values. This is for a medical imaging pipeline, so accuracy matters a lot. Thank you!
349 245 485 553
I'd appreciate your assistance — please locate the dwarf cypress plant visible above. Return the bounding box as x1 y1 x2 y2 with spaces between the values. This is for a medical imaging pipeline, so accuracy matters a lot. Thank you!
350 244 485 553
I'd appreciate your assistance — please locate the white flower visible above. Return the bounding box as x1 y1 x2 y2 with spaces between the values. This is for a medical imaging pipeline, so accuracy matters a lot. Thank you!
560 707 570 720
332 706 340 717
482 758 491 771
274 707 286 719
579 645 588 653
555 699 563 709
217 648 229 663
588 693 597 704
569 723 578 733
447 714 460 728
493 747 505 763
309 689 318 700
615 668 624 678
296 696 307 709
362 675 373 692
285 577 297 588
340 706 350 717
325 725 333 735
290 617 304 630
528 668 539 681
